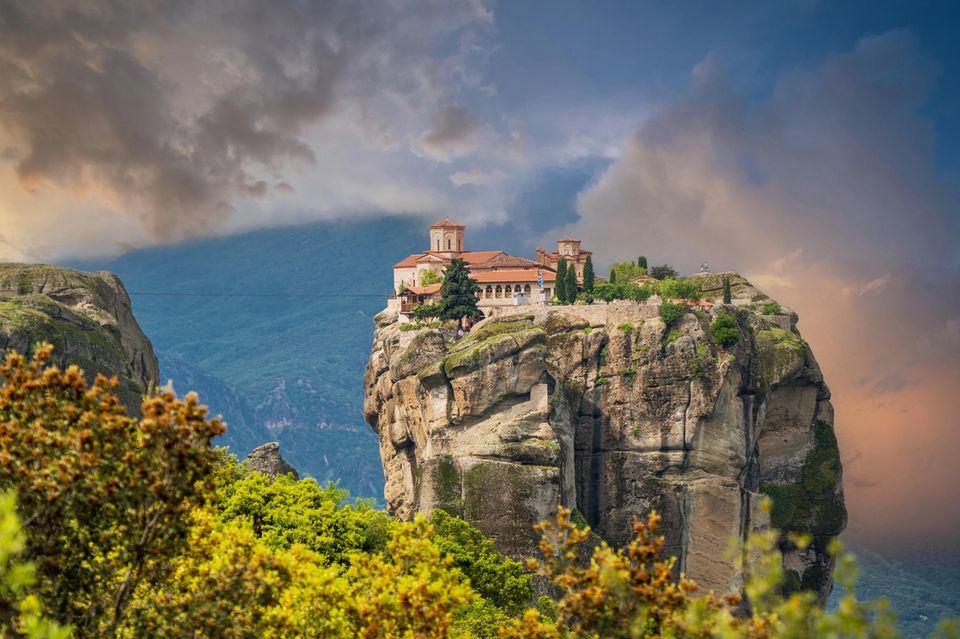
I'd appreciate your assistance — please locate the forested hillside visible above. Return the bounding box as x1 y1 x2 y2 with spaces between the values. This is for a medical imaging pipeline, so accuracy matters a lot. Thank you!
69 218 427 499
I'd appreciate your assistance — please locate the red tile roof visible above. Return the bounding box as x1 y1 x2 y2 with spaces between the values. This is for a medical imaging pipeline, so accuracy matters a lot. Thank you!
480 254 541 269
404 283 441 295
393 250 504 268
681 299 714 308
429 218 465 228
472 269 556 283
557 236 581 243
394 253 425 268
459 251 504 264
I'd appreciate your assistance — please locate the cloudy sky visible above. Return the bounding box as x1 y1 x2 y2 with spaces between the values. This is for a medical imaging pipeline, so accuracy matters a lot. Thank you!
1 0 959 548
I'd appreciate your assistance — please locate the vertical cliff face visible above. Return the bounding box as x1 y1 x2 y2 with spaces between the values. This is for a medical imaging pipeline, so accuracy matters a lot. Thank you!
364 273 845 600
0 263 159 413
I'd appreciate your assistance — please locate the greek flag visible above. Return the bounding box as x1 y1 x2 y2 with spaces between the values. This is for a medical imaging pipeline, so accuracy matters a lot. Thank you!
538 270 544 289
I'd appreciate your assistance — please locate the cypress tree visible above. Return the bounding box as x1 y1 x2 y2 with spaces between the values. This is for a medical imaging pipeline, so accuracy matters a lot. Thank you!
565 265 578 303
637 255 648 271
583 255 595 293
609 269 617 284
722 275 732 305
439 258 481 321
555 258 568 302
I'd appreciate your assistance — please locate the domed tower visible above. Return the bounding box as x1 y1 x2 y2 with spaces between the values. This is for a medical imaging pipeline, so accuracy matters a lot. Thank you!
429 218 465 255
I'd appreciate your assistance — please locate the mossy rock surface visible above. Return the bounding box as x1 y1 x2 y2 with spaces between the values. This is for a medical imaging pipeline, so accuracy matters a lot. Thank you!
761 421 845 535
433 456 464 517
755 325 807 386
543 312 589 334
443 323 545 376
0 263 158 413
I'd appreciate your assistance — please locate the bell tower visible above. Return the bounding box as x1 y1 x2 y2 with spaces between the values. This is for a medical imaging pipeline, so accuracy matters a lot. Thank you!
428 218 465 255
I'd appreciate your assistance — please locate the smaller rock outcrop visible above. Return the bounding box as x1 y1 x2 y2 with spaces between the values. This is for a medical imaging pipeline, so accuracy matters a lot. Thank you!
243 442 300 479
0 263 159 413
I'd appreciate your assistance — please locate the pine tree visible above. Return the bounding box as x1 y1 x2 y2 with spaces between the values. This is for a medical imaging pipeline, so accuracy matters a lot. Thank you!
564 265 578 303
637 255 647 271
555 258 568 302
582 255 595 293
439 258 481 321
722 275 732 305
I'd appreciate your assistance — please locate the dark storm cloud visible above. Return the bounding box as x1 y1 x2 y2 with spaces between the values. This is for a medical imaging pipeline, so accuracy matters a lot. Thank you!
416 105 482 161
0 0 487 240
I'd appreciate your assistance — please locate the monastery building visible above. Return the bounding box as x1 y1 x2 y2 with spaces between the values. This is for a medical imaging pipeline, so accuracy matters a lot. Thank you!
393 219 591 318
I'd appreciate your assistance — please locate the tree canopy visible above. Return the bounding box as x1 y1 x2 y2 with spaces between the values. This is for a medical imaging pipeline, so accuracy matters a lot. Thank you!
554 258 568 303
563 267 577 304
582 256 595 293
0 345 224 635
439 258 482 321
608 261 646 283
650 264 679 280
420 268 442 286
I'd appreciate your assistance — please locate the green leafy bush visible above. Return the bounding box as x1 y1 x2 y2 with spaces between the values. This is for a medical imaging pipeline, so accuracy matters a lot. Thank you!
593 282 653 302
659 302 685 324
711 314 739 347
608 261 646 283
762 302 782 315
649 264 679 280
412 302 442 321
655 278 701 301
428 510 532 615
419 268 442 286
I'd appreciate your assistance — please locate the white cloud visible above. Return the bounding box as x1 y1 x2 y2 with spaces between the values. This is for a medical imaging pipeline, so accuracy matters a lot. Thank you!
449 168 506 187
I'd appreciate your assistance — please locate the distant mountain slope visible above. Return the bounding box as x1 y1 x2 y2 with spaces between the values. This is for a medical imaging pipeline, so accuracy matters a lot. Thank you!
69 217 426 500
830 541 960 638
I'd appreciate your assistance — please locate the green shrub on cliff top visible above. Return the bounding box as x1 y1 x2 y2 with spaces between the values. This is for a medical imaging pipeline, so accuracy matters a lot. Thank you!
711 314 740 347
659 301 685 324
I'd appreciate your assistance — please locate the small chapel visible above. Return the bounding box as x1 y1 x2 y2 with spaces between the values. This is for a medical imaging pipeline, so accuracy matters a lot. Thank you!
393 219 591 317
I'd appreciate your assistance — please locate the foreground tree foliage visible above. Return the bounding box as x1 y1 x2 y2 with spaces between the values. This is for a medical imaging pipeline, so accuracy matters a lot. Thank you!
499 508 954 639
0 345 224 636
0 492 69 639
0 346 955 638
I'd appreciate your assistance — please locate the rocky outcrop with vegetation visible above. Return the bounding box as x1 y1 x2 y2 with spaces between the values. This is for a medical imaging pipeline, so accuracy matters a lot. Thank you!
243 442 300 479
0 263 159 412
364 272 845 601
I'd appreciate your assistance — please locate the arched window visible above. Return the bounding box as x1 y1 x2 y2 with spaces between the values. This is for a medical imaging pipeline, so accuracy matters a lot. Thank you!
458 239 462 251
495 285 503 299
447 238 451 250
436 239 440 251
505 285 512 296
485 286 493 298
524 284 531 293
